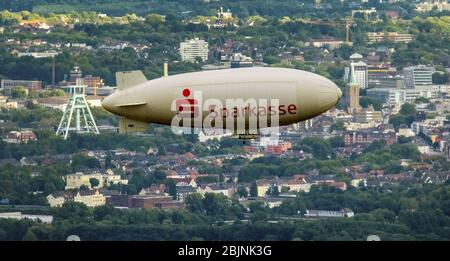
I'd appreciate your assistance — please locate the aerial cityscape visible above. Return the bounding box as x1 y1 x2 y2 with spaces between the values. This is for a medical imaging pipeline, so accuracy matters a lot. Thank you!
0 0 450 242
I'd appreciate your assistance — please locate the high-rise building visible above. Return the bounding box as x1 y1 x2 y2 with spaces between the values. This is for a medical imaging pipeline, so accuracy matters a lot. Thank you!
179 38 209 63
344 54 368 89
352 61 368 89
403 65 435 88
347 64 361 114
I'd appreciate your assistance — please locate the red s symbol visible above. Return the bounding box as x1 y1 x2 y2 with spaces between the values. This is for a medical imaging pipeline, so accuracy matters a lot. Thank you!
176 88 199 118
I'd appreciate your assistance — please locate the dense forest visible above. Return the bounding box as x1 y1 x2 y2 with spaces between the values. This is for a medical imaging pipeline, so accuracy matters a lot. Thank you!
0 0 403 17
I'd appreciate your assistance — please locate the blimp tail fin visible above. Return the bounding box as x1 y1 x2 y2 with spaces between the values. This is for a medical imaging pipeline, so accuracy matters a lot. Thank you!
119 117 149 134
116 71 147 90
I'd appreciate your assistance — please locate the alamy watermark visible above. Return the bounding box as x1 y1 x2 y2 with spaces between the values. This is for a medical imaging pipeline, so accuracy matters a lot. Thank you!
170 88 297 140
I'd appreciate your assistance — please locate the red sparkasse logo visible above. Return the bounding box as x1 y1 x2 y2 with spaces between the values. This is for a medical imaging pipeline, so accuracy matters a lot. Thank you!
176 88 199 118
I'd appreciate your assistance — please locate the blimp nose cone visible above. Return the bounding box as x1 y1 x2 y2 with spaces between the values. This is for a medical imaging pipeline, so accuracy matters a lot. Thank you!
102 93 121 116
102 95 114 112
318 80 342 112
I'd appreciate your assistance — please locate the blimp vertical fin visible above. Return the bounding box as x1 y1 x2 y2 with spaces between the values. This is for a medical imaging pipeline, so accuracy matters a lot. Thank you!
116 71 147 90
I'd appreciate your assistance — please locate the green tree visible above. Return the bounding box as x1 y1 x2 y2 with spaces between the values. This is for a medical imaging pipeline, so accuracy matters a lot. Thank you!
11 86 27 99
185 193 204 214
432 71 449 84
266 183 279 197
250 181 258 197
104 154 112 168
89 177 100 188
21 230 38 241
237 186 248 198
328 136 345 148
400 103 416 116
203 193 232 217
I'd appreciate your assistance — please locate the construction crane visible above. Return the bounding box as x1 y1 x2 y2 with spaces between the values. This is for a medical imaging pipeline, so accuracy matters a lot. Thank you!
298 17 354 44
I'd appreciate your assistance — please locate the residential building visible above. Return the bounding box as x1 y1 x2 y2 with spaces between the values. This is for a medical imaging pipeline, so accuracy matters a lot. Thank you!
354 105 382 123
411 117 446 134
344 130 397 146
47 192 66 207
367 32 413 43
264 142 292 156
65 172 104 190
351 174 368 187
47 190 106 207
398 126 416 137
176 186 197 201
197 183 236 198
34 96 68 111
3 130 37 144
211 7 235 28
293 119 313 131
74 190 106 207
403 65 435 88
0 95 18 109
229 53 253 68
103 170 128 186
416 0 450 12
139 184 167 196
179 38 209 62
256 176 312 197
280 176 312 193
256 179 276 197
367 85 449 105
